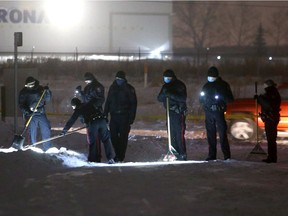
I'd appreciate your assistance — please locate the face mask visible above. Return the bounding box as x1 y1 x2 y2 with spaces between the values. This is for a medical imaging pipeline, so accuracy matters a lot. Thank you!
207 76 217 82
116 79 125 86
164 77 172 84
85 80 92 84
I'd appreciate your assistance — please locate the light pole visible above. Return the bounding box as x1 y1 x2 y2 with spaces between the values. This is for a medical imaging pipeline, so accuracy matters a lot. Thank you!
14 32 23 133
31 46 35 63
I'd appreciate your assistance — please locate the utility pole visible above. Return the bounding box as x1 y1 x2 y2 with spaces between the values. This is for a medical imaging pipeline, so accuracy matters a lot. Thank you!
14 32 23 133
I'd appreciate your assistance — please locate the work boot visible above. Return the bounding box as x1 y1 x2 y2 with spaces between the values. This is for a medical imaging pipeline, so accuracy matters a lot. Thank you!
108 159 115 164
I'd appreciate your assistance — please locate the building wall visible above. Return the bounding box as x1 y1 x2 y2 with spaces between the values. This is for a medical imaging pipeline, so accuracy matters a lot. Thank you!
0 1 172 54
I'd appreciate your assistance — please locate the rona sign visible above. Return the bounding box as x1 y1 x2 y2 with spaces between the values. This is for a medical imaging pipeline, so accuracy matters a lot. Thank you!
0 8 48 24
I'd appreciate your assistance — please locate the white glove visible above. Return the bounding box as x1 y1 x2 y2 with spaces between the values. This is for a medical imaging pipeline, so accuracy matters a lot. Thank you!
30 107 38 112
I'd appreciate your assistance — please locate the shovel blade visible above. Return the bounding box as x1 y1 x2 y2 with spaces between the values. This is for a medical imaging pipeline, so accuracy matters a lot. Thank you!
11 135 25 150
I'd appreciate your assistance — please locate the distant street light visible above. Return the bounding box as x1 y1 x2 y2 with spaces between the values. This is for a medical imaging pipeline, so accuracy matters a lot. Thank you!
217 55 221 60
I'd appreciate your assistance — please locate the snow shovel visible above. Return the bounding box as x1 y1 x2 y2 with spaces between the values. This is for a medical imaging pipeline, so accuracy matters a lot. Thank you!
163 97 178 161
22 126 86 151
11 89 47 150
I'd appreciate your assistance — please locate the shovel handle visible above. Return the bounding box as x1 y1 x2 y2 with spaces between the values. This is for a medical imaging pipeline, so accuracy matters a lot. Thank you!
22 126 86 150
25 89 47 128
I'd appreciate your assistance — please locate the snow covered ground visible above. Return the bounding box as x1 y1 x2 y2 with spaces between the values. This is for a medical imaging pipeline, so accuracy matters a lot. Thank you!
1 117 288 216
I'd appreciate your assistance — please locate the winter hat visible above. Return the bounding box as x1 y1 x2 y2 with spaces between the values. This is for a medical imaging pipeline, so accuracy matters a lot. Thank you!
116 71 126 79
207 66 219 77
25 76 36 86
71 98 81 107
163 69 176 78
84 72 95 81
264 79 276 87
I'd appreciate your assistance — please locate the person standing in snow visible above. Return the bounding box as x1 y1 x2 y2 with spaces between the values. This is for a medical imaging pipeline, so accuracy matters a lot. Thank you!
157 69 188 161
199 66 234 161
255 79 281 163
60 98 115 164
18 76 52 151
104 71 137 162
75 72 105 162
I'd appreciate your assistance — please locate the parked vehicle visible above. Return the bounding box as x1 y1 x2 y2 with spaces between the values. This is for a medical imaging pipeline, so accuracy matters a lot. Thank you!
225 83 288 141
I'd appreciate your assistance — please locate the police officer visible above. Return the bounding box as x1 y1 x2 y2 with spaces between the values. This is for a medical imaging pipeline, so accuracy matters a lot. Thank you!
255 79 281 163
18 76 52 151
199 66 234 161
60 98 115 164
104 71 137 162
75 72 105 162
157 69 187 161
76 72 105 110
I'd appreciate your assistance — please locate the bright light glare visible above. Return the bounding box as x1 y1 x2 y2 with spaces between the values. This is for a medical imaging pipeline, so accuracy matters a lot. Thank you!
149 42 169 59
45 0 84 28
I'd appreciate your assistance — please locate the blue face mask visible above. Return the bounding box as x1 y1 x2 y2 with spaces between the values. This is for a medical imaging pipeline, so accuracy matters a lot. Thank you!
207 76 217 82
164 77 172 84
116 79 125 86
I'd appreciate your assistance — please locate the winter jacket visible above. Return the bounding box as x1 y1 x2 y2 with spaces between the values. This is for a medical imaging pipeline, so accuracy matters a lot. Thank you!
199 77 234 112
157 77 187 114
80 77 105 111
18 80 52 117
62 103 104 133
257 86 281 118
104 80 137 124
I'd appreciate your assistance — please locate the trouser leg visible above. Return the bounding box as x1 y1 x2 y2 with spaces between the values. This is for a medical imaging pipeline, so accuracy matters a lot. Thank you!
39 114 52 151
102 138 115 160
265 120 278 162
28 118 38 145
205 111 217 159
216 112 231 159
170 112 186 159
87 124 101 162
110 119 120 160
100 119 115 161
118 118 130 161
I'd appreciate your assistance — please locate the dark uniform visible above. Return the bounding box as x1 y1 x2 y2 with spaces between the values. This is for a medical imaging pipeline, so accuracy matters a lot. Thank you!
256 79 281 163
76 72 105 162
61 98 115 163
104 71 137 162
79 72 105 111
19 76 52 151
199 66 234 161
157 69 187 160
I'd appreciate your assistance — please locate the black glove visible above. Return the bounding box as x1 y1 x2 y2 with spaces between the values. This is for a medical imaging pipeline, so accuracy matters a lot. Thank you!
44 85 49 90
75 85 82 93
163 89 171 98
59 130 67 136
24 109 32 116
